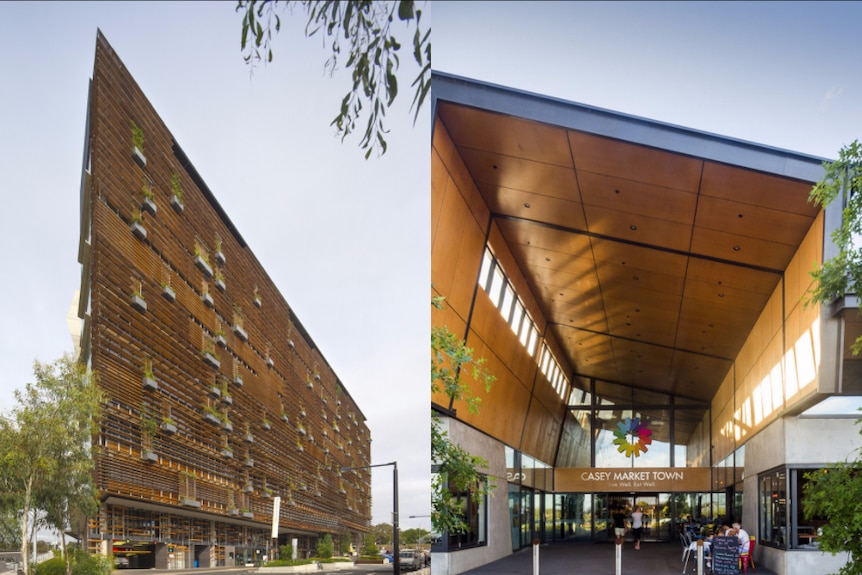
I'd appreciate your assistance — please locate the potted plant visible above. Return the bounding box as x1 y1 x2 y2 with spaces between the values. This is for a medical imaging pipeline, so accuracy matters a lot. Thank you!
261 416 271 431
214 234 226 266
253 285 262 308
193 242 213 279
215 327 227 348
244 422 254 443
296 438 304 453
297 423 306 436
141 180 157 215
141 412 158 462
233 372 244 387
130 205 147 240
201 281 214 307
221 444 233 459
214 269 226 292
170 171 184 213
142 358 157 391
241 508 253 518
202 404 221 425
131 120 146 168
131 282 147 313
245 457 254 468
221 381 233 406
266 355 274 369
287 322 295 350
232 306 248 341
161 416 177 435
161 280 175 302
202 343 220 369
299 405 306 418
263 487 273 499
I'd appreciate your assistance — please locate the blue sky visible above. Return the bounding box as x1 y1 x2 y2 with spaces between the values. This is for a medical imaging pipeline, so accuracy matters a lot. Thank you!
0 2 429 529
434 1 862 160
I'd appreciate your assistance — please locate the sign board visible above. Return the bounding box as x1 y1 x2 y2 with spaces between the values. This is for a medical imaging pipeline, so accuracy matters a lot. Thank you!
711 536 739 575
554 467 711 492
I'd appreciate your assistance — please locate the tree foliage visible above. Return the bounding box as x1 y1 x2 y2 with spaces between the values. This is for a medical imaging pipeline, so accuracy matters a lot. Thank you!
803 426 862 575
237 0 430 159
807 140 862 351
804 140 862 575
0 356 103 575
315 533 333 559
431 296 495 537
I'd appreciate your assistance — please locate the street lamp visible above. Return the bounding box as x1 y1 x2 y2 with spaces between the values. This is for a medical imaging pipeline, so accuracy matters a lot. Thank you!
343 461 400 575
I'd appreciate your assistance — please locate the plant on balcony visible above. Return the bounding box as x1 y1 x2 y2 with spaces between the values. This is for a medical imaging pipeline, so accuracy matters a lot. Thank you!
215 325 227 348
261 416 271 431
221 444 233 459
142 359 157 391
194 241 213 279
202 337 220 369
129 204 147 240
131 120 146 167
131 281 147 313
214 233 226 267
160 280 175 302
214 269 226 292
263 487 273 498
296 423 306 436
232 305 248 341
287 321 295 350
241 508 253 518
161 415 177 435
202 404 221 425
221 379 232 405
296 438 304 453
201 280 214 307
141 411 158 462
141 179 157 215
170 171 184 213
299 405 306 418
253 285 262 308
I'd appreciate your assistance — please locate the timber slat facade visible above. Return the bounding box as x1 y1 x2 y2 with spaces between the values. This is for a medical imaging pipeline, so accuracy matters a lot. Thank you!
77 32 371 567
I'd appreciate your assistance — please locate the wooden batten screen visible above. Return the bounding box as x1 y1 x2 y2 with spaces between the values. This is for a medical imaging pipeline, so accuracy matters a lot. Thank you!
84 32 372 547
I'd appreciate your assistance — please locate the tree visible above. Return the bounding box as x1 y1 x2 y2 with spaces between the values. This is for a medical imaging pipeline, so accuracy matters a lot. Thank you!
360 533 378 557
0 356 103 575
370 522 393 547
400 528 428 545
315 533 333 559
803 140 862 575
237 0 430 159
431 296 495 537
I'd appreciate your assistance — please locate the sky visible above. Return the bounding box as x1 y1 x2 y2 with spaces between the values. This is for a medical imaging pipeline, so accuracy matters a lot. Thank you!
0 2 429 530
434 1 862 161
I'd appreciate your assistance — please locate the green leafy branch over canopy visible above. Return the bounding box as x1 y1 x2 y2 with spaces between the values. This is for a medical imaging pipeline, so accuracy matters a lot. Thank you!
237 0 430 159
431 295 495 535
807 140 862 351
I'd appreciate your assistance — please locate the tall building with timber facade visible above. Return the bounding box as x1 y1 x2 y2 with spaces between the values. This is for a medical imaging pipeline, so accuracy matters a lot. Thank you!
76 32 371 568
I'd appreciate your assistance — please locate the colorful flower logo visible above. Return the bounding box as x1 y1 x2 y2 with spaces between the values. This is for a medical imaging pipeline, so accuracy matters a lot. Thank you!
612 417 653 458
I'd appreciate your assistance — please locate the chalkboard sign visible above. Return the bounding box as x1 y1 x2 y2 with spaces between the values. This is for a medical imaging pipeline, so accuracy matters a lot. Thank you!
711 536 740 575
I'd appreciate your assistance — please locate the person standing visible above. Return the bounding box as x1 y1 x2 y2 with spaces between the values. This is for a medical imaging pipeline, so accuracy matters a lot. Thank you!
631 506 644 550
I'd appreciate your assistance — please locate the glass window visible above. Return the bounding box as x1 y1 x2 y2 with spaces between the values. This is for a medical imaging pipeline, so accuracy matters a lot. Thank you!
758 469 786 548
447 475 488 549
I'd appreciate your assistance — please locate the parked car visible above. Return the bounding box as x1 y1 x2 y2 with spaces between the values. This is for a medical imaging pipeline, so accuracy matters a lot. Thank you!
399 549 423 571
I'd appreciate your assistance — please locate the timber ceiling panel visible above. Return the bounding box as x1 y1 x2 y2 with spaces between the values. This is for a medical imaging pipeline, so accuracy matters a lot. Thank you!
437 98 821 412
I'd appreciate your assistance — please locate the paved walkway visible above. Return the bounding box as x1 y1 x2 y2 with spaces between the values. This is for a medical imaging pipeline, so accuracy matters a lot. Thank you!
459 541 773 575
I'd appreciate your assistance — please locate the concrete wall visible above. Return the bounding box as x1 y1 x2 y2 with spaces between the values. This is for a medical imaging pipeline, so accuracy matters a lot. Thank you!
431 418 510 575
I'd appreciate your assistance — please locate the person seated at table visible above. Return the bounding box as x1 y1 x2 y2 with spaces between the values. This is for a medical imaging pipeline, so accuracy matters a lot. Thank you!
731 522 750 554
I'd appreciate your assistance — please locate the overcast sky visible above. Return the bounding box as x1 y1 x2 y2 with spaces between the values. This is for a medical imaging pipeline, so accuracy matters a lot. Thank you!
0 2 429 530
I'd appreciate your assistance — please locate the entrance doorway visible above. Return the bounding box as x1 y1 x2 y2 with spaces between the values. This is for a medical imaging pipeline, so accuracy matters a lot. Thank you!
598 494 671 542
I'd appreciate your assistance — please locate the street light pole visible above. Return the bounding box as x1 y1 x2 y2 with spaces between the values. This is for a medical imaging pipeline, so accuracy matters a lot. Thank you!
343 461 400 575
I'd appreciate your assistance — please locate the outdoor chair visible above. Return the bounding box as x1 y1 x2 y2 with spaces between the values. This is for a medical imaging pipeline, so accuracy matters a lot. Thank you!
739 536 756 573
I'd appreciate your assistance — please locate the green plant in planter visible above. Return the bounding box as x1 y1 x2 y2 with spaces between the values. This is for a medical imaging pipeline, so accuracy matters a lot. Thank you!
142 180 154 200
131 120 145 152
171 171 184 202
131 203 143 224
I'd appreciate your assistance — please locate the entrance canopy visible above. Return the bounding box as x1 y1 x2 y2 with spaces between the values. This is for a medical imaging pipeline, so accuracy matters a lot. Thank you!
433 71 827 426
